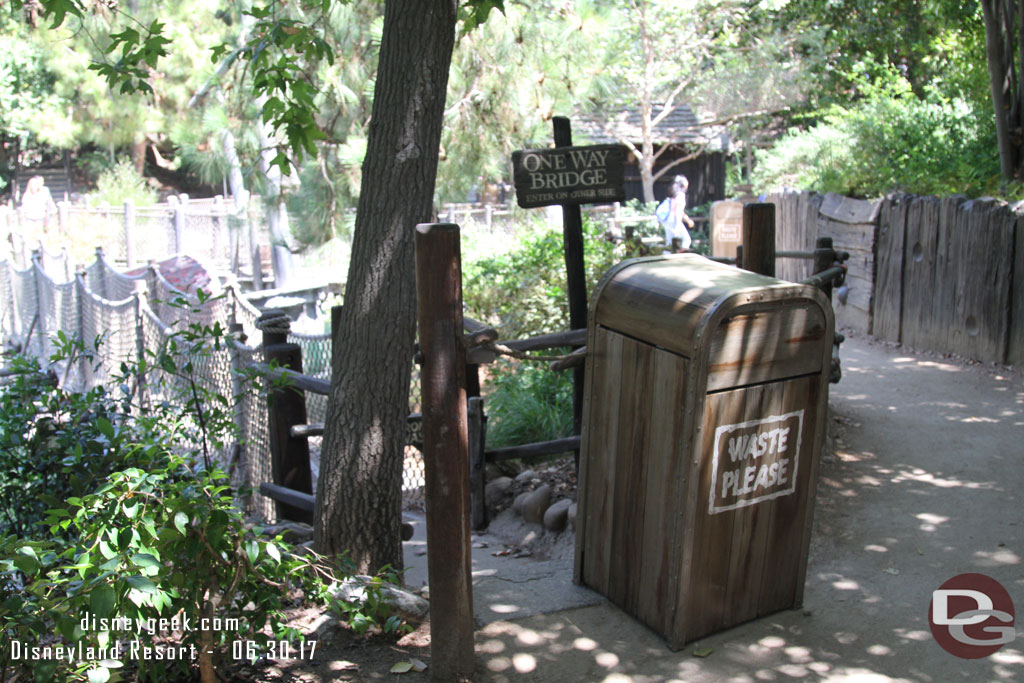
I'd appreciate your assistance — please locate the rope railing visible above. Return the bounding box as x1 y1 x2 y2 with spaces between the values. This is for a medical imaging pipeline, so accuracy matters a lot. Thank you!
0 248 428 520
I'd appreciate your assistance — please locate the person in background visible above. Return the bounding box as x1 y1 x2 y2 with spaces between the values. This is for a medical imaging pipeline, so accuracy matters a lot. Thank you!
655 174 695 253
20 175 57 247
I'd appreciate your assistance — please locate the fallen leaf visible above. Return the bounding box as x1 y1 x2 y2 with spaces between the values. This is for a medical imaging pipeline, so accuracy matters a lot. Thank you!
692 646 713 658
336 661 359 671
882 567 900 575
410 658 428 672
391 661 413 674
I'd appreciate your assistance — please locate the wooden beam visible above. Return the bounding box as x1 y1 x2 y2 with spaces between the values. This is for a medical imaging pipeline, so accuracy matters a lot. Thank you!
741 203 776 277
486 435 582 463
414 222 475 679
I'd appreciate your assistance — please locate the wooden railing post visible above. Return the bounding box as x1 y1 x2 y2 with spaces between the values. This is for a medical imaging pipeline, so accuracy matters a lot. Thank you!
260 310 313 524
741 203 776 277
813 237 837 300
414 222 474 681
124 199 137 268
468 396 488 531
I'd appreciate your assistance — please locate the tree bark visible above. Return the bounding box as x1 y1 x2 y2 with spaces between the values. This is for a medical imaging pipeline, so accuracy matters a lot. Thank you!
315 0 458 575
982 0 1023 182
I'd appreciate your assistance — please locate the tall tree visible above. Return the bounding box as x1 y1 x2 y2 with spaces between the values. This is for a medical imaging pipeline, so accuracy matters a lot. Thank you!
981 0 1024 182
314 0 458 572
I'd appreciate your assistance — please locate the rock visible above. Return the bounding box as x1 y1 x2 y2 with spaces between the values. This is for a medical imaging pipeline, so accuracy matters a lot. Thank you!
512 491 531 515
543 498 573 532
261 521 314 544
331 577 430 623
485 476 513 506
309 613 340 638
567 502 578 531
515 469 537 484
520 484 552 524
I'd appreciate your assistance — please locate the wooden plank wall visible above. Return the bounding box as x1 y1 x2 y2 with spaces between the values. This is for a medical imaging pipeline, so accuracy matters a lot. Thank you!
769 190 1021 366
817 193 879 334
1012 204 1024 366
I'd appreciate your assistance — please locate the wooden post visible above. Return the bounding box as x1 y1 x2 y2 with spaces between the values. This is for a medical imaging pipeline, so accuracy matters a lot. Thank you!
58 201 69 242
468 396 488 531
414 222 474 682
261 311 314 524
173 203 185 255
124 199 137 268
741 203 776 277
132 280 149 409
553 116 587 466
813 237 836 300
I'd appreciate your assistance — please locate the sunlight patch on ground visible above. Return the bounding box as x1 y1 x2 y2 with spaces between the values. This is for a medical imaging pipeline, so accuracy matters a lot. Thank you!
972 547 1021 566
890 468 994 490
864 544 888 553
913 360 961 372
915 512 950 531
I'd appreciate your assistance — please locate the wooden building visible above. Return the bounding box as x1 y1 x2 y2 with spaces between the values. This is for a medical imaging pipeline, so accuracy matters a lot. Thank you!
574 106 728 206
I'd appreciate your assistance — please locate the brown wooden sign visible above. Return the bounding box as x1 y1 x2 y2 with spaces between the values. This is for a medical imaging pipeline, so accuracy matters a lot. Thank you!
511 144 626 208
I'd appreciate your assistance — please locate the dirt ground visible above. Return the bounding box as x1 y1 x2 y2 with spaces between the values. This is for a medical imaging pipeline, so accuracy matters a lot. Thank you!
228 330 1022 682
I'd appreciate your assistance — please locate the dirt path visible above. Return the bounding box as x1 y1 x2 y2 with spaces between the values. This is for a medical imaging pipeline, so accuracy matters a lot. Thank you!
471 332 1024 682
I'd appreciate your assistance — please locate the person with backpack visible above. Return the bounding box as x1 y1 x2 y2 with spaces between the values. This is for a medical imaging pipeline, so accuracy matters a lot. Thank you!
655 174 695 253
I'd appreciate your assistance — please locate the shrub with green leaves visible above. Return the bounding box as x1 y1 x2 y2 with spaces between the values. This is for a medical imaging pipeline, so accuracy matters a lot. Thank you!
0 301 339 682
86 157 158 208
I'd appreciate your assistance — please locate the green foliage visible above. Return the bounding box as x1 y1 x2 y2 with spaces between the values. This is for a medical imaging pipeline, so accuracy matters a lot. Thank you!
463 217 617 340
752 72 999 198
329 563 411 636
0 296 413 681
483 360 574 449
87 158 157 207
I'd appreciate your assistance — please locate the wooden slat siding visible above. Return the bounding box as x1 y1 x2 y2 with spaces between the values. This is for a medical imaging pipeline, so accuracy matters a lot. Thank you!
686 386 738 637
934 196 965 354
756 375 823 616
606 335 648 610
873 194 910 342
636 349 689 634
817 213 875 333
720 383 774 627
1011 204 1024 365
949 199 1014 362
902 196 936 350
706 302 827 391
579 329 624 595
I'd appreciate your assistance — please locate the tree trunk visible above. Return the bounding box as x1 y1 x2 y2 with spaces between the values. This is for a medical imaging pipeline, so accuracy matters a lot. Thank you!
982 0 1023 182
315 0 458 575
257 115 296 289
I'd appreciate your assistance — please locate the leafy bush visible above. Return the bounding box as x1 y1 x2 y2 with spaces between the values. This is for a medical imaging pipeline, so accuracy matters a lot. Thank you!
483 359 574 450
87 157 157 208
463 216 618 340
0 301 344 682
752 74 1000 198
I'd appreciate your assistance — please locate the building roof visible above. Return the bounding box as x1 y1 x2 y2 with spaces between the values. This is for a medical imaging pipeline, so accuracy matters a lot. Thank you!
573 105 726 150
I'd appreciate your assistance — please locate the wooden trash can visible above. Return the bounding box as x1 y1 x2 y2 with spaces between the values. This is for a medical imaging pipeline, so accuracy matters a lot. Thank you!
574 253 834 649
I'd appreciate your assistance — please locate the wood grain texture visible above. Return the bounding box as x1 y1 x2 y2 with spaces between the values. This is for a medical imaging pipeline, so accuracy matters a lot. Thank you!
872 194 909 342
1010 205 1024 365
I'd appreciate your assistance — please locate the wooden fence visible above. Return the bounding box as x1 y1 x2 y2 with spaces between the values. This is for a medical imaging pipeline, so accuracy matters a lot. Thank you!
764 190 1023 366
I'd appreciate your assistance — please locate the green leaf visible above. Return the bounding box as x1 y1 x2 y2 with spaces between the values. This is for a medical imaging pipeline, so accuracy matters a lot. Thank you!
265 542 281 563
90 585 116 619
173 511 189 535
125 575 158 594
246 539 259 564
96 417 115 440
87 666 111 683
99 540 116 560
131 553 160 569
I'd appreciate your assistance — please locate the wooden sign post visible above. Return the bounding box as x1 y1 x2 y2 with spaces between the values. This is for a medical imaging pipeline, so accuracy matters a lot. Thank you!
512 117 626 447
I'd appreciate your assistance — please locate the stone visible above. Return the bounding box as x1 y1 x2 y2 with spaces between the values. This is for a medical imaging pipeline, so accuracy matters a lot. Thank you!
543 498 573 533
331 577 430 623
261 521 314 544
485 476 513 506
520 484 552 524
515 469 537 484
567 502 578 531
512 491 531 515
